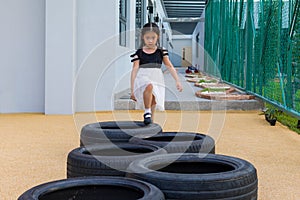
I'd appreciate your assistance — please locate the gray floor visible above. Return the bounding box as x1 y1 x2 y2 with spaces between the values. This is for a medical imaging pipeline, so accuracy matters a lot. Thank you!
114 69 263 111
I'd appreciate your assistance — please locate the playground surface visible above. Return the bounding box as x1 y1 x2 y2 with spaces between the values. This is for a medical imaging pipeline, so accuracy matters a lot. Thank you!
0 111 300 199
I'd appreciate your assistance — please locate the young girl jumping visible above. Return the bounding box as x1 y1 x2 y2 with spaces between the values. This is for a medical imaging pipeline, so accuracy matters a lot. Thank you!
130 22 183 125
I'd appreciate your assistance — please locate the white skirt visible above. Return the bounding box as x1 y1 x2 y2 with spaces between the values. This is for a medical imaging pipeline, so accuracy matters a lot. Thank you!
133 68 165 111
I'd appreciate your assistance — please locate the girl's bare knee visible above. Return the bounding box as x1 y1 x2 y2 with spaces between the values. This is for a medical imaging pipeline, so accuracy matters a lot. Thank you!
145 84 153 91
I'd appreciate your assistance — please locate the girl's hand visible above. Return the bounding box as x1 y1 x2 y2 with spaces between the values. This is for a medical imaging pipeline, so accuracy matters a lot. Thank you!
176 81 183 92
130 93 137 101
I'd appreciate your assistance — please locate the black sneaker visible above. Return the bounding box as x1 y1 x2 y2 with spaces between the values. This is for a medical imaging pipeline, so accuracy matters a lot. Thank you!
143 113 152 125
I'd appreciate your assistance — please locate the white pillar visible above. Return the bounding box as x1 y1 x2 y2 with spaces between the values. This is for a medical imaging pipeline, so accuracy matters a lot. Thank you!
45 0 76 114
74 0 120 112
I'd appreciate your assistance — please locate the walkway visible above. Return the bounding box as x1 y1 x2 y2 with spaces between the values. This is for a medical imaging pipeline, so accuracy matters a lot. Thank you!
0 111 299 199
114 68 263 110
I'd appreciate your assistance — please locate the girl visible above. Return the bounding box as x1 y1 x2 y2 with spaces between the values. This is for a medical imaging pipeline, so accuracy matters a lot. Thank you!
130 22 183 125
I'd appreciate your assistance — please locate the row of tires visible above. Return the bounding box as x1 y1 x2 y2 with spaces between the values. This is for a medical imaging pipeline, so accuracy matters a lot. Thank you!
68 132 215 177
18 121 258 200
19 153 258 200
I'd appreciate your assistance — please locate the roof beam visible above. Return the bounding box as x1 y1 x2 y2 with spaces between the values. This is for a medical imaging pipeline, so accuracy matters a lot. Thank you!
163 17 205 22
166 11 203 14
166 13 202 16
163 1 206 4
167 12 202 14
166 12 203 15
165 6 205 10
164 3 205 7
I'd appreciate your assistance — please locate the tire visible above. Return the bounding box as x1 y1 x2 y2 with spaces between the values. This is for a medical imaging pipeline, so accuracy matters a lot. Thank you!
129 132 215 154
126 153 258 200
18 176 165 200
67 143 167 178
80 121 162 146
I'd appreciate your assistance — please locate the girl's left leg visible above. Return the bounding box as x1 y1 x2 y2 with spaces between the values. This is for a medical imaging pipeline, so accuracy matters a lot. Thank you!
143 84 153 110
143 84 153 124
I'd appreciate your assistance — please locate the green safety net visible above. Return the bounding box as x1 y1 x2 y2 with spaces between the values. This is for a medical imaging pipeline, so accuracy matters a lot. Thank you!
204 0 300 118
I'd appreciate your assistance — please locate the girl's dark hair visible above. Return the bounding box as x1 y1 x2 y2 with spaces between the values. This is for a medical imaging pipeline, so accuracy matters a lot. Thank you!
140 22 160 47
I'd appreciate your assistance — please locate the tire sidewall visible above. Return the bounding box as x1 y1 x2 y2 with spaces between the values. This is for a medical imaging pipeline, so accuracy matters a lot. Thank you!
67 143 167 177
18 177 165 200
80 121 162 146
129 132 215 153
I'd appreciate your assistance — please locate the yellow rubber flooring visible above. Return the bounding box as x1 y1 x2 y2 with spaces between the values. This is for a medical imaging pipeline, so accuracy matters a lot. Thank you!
0 111 299 200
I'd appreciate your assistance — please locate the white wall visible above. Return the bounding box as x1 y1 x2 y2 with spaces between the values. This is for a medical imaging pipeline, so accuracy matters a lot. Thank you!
192 11 205 71
0 0 45 113
75 0 136 112
170 35 193 67
114 1 137 96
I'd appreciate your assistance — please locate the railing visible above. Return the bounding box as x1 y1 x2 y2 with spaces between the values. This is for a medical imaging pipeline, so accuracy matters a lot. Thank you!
204 0 300 119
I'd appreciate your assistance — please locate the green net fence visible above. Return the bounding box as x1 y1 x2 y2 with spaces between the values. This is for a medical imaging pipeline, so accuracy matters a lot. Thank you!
204 0 300 118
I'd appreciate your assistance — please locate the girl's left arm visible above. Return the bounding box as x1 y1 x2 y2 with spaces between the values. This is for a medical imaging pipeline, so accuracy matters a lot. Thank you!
163 56 183 92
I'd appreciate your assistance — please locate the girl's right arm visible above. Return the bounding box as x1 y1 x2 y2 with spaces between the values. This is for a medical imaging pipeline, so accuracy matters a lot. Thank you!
130 58 139 101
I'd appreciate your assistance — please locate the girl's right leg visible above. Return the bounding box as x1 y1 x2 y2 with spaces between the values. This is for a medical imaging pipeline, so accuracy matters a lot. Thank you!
151 96 157 121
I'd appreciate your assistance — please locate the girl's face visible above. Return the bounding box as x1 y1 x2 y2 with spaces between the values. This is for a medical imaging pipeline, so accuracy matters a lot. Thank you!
143 31 159 48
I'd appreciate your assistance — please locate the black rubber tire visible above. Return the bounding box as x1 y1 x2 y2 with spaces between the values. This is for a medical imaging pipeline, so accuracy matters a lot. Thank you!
18 176 165 200
129 132 215 154
126 153 258 200
67 143 167 178
80 121 162 146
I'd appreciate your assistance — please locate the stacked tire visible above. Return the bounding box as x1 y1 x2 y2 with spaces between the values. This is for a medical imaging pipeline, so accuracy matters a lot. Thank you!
126 153 258 200
80 121 162 146
68 121 166 178
70 121 216 179
67 143 167 177
129 131 215 154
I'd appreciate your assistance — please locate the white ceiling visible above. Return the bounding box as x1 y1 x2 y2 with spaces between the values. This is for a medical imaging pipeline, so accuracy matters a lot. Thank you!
161 0 206 34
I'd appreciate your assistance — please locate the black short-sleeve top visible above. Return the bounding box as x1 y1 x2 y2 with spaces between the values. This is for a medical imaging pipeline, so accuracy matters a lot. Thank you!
130 48 169 68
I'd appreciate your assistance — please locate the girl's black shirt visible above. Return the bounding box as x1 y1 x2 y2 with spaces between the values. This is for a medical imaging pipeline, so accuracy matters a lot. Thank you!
130 48 168 68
